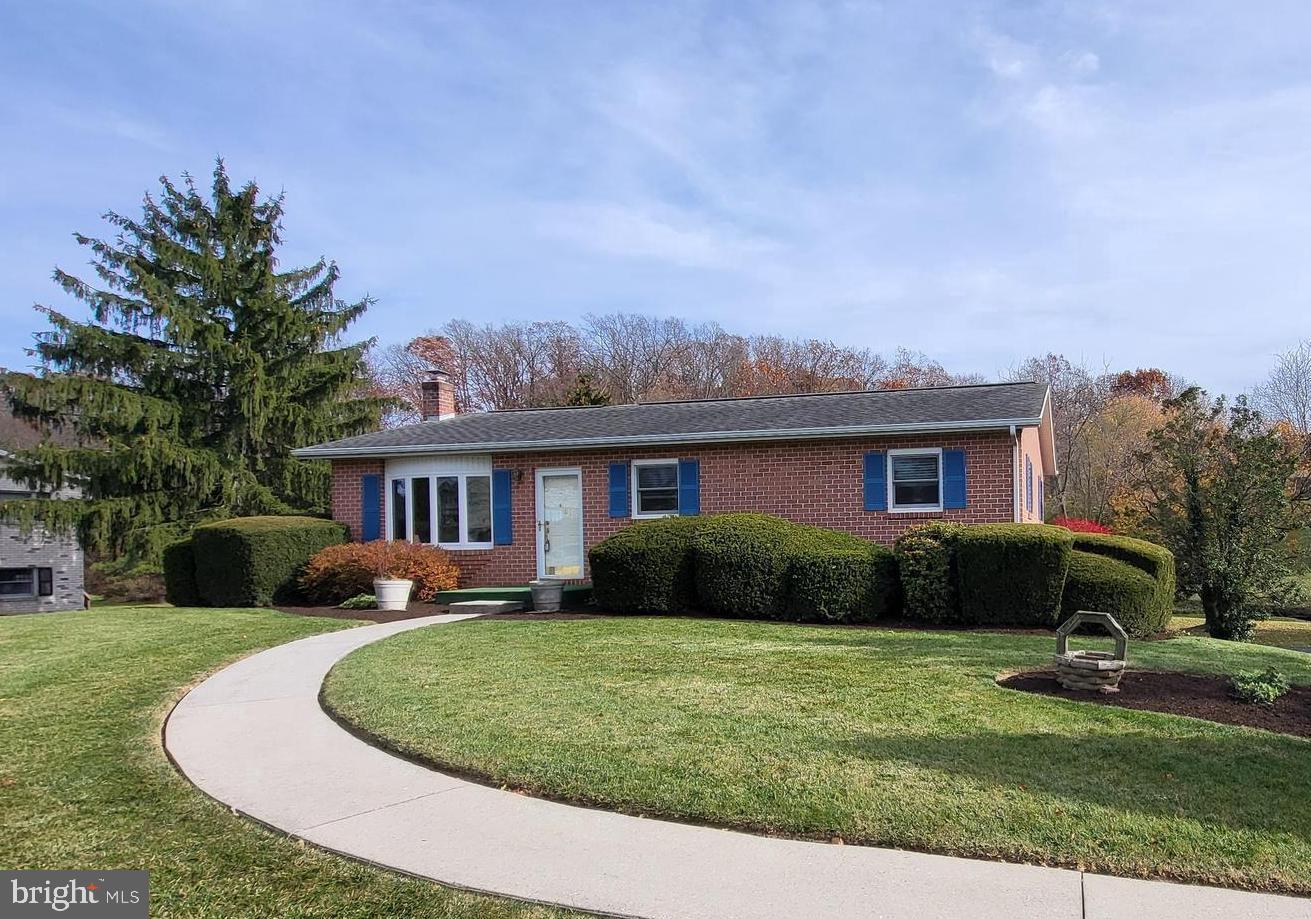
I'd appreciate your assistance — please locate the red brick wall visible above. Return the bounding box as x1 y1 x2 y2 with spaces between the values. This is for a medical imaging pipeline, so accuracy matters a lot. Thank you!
329 458 384 540
329 430 1022 587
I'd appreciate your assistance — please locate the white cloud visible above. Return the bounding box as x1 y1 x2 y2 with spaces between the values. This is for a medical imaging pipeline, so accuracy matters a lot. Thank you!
537 202 780 271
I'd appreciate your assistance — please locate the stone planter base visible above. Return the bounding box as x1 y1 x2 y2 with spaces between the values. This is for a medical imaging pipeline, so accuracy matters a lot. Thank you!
1054 650 1125 693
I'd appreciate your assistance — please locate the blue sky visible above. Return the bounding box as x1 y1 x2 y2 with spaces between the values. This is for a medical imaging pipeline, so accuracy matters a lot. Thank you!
2 1 1308 395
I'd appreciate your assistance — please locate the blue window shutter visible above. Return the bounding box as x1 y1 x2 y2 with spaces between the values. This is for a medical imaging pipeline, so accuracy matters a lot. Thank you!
608 462 630 517
677 459 700 515
360 474 381 541
943 449 967 509
863 452 887 511
492 468 513 545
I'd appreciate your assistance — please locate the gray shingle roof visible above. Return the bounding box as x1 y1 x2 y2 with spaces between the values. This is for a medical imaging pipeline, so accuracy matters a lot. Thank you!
294 381 1049 458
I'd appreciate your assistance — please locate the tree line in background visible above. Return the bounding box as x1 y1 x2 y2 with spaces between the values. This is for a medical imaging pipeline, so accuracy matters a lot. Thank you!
368 317 984 424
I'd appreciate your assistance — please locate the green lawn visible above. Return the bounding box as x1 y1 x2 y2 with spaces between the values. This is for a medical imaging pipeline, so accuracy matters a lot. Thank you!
325 617 1311 896
0 606 578 919
1171 614 1311 650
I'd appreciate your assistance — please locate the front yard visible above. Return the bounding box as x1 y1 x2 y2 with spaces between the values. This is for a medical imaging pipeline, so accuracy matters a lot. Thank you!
325 617 1311 895
0 607 575 919
1171 614 1311 650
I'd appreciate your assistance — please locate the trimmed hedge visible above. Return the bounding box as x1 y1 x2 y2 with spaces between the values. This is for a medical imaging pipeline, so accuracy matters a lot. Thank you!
588 512 901 623
1061 533 1176 637
955 524 1074 626
1062 552 1161 638
588 516 709 614
161 539 200 606
692 514 800 618
589 513 1172 633
894 522 967 624
191 515 348 607
788 543 900 623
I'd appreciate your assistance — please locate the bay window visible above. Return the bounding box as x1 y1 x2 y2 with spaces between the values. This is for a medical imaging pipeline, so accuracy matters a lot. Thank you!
392 473 492 548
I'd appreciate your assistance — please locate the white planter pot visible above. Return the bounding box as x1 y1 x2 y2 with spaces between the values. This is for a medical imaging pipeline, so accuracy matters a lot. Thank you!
373 578 413 611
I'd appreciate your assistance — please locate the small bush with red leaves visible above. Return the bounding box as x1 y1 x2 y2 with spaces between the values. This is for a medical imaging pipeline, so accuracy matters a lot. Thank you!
1051 516 1112 534
300 541 460 604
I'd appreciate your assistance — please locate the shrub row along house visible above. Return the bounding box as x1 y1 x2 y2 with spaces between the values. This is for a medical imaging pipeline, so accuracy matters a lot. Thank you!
295 377 1055 587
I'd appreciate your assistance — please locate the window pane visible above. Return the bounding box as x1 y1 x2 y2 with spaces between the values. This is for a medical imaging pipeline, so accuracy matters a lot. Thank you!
466 476 492 544
391 479 407 540
37 568 53 597
638 489 678 513
412 477 431 543
0 568 34 597
892 454 939 482
637 463 678 489
894 482 940 507
436 477 460 544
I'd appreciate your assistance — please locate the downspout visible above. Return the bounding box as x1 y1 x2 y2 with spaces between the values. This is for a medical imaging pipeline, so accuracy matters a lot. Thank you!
1010 424 1021 523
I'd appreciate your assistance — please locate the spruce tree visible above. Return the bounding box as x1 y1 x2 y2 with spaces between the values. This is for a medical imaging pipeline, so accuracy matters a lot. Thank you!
1 161 387 563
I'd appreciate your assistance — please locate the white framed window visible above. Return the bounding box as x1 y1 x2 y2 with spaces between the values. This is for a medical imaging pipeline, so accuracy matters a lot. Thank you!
632 459 680 518
888 448 943 512
390 473 493 549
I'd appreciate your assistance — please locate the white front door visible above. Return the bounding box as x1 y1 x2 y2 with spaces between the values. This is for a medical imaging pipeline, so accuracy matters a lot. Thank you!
535 468 584 579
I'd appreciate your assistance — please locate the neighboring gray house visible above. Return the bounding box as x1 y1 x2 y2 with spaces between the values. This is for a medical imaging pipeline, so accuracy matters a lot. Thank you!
0 450 84 614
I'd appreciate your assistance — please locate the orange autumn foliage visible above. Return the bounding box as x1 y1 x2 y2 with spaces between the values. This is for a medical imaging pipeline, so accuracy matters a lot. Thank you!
300 540 460 604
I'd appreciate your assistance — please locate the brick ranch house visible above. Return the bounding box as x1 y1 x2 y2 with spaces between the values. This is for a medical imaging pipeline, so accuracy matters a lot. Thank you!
294 379 1056 587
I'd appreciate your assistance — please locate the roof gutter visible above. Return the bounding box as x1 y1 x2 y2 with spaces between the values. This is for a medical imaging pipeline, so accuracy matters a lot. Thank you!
293 416 1044 460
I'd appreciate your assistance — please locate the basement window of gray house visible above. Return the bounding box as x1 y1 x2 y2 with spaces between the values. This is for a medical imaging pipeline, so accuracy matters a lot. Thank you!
0 567 36 598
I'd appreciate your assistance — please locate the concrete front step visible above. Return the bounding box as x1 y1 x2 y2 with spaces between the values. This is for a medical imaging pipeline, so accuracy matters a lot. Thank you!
434 584 592 608
447 600 525 615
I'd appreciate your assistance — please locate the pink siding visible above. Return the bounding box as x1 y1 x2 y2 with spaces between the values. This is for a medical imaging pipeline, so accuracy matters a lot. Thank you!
1018 426 1044 523
329 429 1033 587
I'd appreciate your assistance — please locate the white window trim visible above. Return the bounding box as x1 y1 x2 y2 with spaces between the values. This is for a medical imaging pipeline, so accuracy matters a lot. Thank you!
389 473 494 549
630 458 681 519
887 447 944 513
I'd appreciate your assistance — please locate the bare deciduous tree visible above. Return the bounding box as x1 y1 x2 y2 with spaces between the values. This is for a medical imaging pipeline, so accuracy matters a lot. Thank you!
1255 340 1311 437
368 312 986 426
1004 354 1108 518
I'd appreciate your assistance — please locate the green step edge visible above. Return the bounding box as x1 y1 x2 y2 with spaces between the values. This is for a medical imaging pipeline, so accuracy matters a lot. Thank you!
434 584 593 607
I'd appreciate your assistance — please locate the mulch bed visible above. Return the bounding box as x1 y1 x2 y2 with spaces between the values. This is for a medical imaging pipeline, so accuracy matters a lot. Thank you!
1000 669 1311 738
274 605 451 624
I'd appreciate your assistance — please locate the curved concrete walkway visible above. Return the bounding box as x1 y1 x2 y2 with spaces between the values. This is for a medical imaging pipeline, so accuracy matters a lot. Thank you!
165 615 1309 919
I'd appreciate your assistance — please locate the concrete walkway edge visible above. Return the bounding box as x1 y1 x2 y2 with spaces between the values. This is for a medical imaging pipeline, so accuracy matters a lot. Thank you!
164 615 1309 919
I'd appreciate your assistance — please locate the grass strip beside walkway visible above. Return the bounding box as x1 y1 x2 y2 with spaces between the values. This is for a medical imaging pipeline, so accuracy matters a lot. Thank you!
0 606 578 919
325 617 1311 896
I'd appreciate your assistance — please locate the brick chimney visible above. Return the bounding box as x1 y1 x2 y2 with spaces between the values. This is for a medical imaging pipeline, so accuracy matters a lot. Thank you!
419 370 456 421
